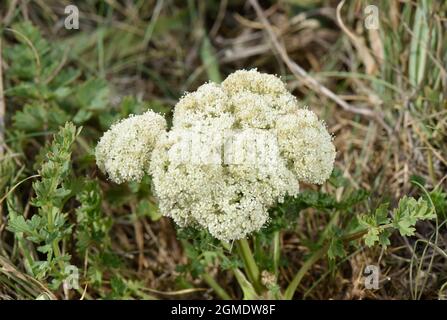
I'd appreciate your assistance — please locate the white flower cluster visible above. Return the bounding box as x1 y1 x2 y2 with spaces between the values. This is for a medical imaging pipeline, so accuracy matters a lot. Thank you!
95 110 166 184
96 69 336 241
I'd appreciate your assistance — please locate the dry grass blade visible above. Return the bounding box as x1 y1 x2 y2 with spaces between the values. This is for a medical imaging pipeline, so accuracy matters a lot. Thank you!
248 0 390 134
336 0 377 75
0 38 4 157
140 287 207 296
0 255 57 300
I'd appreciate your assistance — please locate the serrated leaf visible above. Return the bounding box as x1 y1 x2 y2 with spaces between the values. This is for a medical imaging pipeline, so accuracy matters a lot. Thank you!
378 229 391 247
75 79 110 111
328 237 346 259
7 215 32 234
336 189 369 209
392 196 435 236
364 227 380 247
427 188 447 219
5 83 42 99
375 203 391 225
137 199 162 221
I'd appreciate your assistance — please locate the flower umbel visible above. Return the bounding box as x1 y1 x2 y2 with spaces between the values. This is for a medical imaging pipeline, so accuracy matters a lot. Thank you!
96 70 336 241
95 110 166 184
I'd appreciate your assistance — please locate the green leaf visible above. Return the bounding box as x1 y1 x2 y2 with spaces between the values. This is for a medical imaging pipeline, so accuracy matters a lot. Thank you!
75 79 110 111
327 237 346 260
392 196 435 236
137 199 162 221
293 190 337 210
378 229 392 247
13 103 70 132
336 189 370 210
360 196 435 247
76 179 112 253
364 227 380 247
8 215 33 234
74 79 110 123
5 83 42 99
200 36 222 83
427 188 447 219
375 203 391 225
328 167 349 188
358 203 389 247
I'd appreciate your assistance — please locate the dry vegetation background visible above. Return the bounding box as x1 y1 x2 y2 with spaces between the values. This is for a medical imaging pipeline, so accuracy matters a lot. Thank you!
0 0 446 299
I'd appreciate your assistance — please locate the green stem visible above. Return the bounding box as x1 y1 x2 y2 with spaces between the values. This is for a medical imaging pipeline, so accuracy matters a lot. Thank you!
284 244 327 300
47 204 65 272
284 228 369 300
272 231 280 277
342 229 369 243
236 238 262 293
202 273 232 300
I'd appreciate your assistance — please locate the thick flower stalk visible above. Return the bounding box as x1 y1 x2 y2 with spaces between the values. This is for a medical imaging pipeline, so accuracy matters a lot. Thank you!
96 69 336 241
